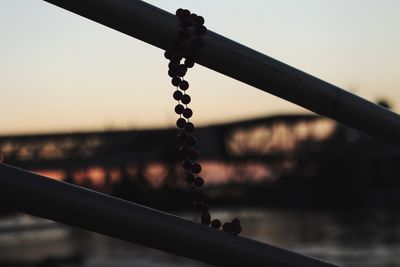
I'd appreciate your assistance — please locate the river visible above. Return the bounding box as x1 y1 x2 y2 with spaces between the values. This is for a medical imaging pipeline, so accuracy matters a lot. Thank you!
1 208 399 266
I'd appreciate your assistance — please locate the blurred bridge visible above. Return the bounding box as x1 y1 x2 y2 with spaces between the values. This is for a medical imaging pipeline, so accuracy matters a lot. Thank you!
0 114 333 173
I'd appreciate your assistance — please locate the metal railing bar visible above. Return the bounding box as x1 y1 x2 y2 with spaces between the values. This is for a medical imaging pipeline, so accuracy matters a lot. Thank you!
0 163 338 267
42 0 400 145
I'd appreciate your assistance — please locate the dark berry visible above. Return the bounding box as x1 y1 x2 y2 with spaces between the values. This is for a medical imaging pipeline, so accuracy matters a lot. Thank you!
182 159 192 170
201 211 211 221
231 218 240 226
201 211 211 225
179 80 189 90
168 69 177 78
176 118 186 128
188 185 199 195
192 163 202 174
193 199 209 212
194 177 204 187
179 145 190 154
171 54 183 63
175 104 185 115
232 225 242 235
180 16 193 27
177 130 188 142
185 173 195 183
194 16 205 25
186 135 197 146
193 199 202 209
223 222 232 233
184 58 195 68
200 202 210 212
211 219 221 229
197 190 207 200
176 65 187 77
178 64 187 71
168 61 178 70
177 71 187 78
230 219 242 234
183 108 193 118
175 8 184 17
201 218 211 226
196 25 207 36
164 50 172 60
172 77 181 87
181 94 191 104
190 13 198 20
184 122 194 132
182 9 191 17
173 90 182 101
188 149 199 160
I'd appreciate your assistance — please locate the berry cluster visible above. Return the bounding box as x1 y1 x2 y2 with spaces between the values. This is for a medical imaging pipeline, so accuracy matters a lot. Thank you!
164 8 241 235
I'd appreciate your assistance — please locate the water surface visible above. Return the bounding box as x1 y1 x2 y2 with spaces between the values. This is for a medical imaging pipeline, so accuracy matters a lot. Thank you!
1 208 399 266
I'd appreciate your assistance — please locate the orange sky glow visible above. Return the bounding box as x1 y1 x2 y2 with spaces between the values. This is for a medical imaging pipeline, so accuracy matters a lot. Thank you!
0 1 399 135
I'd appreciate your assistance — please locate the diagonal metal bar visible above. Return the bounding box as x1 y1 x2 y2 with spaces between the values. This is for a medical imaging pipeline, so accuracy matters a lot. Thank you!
0 163 338 267
42 0 400 145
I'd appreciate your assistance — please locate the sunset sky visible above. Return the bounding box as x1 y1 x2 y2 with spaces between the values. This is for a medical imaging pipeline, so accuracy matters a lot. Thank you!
0 0 399 135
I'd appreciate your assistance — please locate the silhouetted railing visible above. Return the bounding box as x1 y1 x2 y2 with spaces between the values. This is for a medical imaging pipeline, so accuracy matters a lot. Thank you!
0 163 338 267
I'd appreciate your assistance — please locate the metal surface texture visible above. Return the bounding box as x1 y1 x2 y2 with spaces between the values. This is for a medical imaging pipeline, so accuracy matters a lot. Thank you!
0 163 338 267
42 0 400 145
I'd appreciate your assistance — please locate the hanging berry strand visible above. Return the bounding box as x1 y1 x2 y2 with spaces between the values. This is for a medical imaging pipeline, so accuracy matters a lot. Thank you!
164 8 242 235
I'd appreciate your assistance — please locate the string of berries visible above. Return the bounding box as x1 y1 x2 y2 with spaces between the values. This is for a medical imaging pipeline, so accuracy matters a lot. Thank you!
164 8 241 235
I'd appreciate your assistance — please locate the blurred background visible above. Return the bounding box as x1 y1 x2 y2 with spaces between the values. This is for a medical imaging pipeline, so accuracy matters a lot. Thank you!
1 0 400 266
